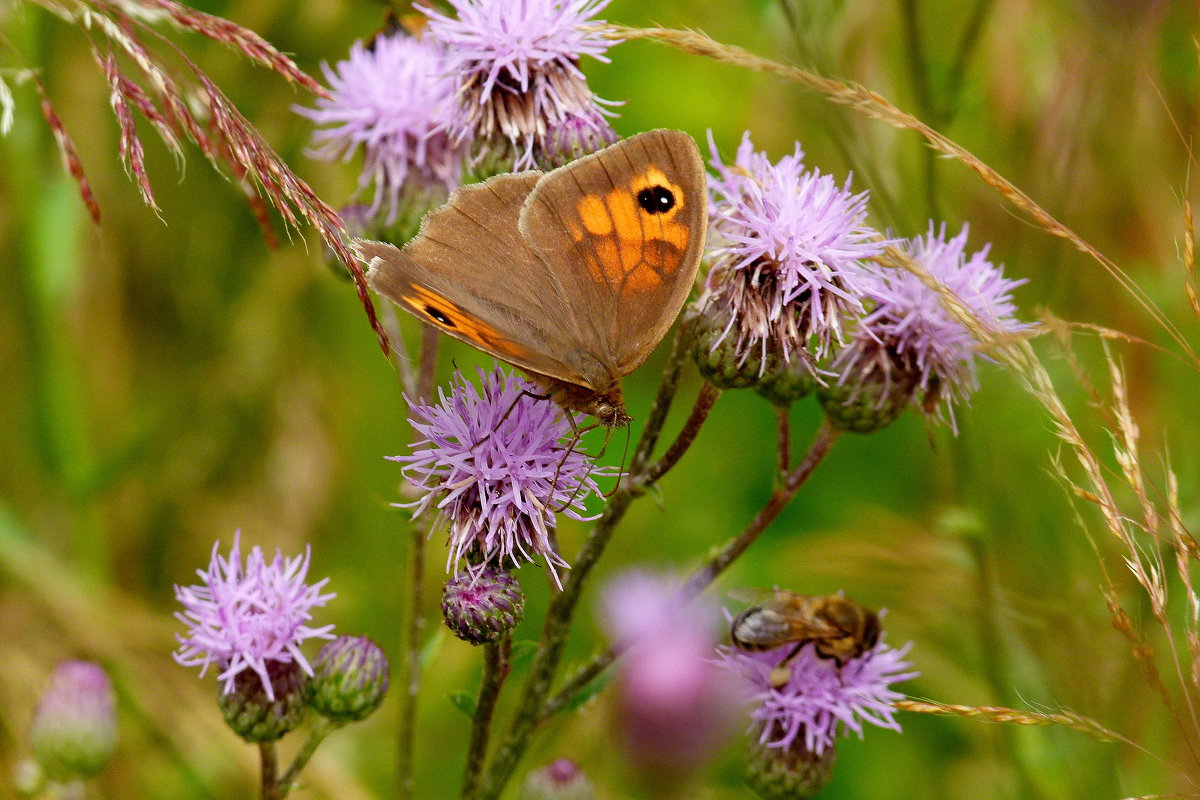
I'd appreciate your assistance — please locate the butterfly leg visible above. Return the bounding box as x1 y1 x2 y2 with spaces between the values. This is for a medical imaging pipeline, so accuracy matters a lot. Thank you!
469 387 555 452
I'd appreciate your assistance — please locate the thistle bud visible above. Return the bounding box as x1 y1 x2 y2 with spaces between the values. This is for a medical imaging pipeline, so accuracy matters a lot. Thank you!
442 567 525 645
753 354 818 406
693 304 766 390
308 636 390 723
745 740 836 800
521 758 596 800
217 661 308 743
29 661 117 782
817 348 917 434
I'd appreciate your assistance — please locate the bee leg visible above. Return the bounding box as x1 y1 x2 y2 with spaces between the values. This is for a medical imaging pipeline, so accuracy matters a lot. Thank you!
769 643 805 689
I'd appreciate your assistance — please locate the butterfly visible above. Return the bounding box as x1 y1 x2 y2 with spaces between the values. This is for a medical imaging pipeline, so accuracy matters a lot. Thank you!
356 129 707 428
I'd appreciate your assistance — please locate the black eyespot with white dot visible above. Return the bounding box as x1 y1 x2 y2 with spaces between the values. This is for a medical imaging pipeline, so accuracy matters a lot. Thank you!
425 305 454 327
637 185 675 215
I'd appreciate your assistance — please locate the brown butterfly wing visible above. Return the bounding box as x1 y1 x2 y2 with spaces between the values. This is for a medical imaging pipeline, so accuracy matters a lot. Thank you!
358 172 598 386
519 129 707 378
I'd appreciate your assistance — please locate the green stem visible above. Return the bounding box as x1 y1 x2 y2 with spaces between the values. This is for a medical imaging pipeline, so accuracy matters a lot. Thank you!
399 325 439 800
542 419 840 719
278 717 339 796
460 637 512 798
471 321 698 799
634 382 720 490
681 420 839 600
259 742 280 800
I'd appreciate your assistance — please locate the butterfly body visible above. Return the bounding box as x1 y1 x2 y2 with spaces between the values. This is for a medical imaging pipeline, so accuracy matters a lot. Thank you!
357 129 707 427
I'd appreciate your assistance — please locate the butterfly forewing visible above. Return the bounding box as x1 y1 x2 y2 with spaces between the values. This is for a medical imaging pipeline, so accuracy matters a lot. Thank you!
359 172 598 386
519 129 707 376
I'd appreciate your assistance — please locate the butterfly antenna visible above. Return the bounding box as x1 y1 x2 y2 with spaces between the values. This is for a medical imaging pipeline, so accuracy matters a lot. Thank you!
550 419 601 513
600 425 630 499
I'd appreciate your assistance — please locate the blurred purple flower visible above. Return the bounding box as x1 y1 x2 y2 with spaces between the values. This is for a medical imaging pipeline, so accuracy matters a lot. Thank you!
29 661 117 781
173 532 336 700
702 132 886 369
297 33 463 224
601 571 741 774
717 638 918 756
424 0 618 169
831 222 1027 429
392 366 612 588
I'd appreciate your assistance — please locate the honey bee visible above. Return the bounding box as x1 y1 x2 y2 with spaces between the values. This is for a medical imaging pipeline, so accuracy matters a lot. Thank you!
730 591 881 688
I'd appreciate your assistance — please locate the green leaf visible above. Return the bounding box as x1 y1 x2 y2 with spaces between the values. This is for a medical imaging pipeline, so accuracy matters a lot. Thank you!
447 690 477 717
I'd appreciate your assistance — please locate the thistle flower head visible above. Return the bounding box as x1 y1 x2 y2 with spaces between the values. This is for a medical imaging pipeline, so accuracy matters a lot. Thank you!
829 222 1027 430
424 0 618 170
173 532 336 701
601 571 740 774
297 33 463 224
702 132 885 369
29 661 117 781
718 638 918 756
392 366 613 588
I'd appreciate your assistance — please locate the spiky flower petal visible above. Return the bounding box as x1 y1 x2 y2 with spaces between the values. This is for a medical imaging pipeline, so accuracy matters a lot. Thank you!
173 532 336 700
718 639 918 756
392 366 613 587
297 33 463 224
701 132 886 374
826 222 1027 430
424 0 618 170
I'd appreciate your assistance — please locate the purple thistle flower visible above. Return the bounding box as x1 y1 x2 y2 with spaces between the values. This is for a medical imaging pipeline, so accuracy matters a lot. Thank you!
831 222 1027 430
601 571 740 773
391 366 613 588
296 33 463 225
702 132 887 369
423 0 619 170
717 638 918 756
173 532 336 701
29 661 117 781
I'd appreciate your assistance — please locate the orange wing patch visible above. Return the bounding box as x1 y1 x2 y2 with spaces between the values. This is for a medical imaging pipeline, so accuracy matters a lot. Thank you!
401 285 532 361
572 168 691 295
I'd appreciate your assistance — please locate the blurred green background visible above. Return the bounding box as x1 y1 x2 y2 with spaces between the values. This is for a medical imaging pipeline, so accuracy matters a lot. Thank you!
1 0 1198 797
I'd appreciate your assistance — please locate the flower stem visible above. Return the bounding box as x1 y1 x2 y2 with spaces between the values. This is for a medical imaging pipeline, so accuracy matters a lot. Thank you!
460 636 512 798
399 326 439 800
775 405 791 477
681 418 839 599
635 382 721 489
472 322 697 799
541 418 839 720
278 717 338 796
259 742 280 800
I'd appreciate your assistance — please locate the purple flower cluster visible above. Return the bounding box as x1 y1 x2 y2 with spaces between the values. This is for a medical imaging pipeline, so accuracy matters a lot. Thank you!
718 638 918 755
831 222 1027 428
173 533 335 700
297 33 463 224
424 0 618 169
393 367 612 587
704 132 886 366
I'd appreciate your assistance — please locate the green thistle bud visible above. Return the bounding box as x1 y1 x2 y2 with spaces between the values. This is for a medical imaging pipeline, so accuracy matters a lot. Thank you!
29 661 117 782
754 353 818 406
817 366 916 433
308 636 390 723
521 759 596 800
693 305 765 390
218 661 308 743
745 740 836 800
442 567 525 645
